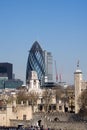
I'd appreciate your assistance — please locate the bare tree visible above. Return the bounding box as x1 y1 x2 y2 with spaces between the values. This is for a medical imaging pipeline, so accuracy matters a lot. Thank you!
16 90 39 112
16 90 28 104
28 92 39 111
78 89 87 117
42 89 53 112
55 88 64 101
64 86 75 112
7 95 15 104
17 90 38 101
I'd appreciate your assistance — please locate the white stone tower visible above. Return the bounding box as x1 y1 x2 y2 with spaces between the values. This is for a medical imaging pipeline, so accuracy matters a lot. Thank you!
74 61 82 113
27 71 41 93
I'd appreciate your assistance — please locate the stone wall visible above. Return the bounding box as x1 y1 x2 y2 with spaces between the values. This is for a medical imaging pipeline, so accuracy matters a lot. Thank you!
0 104 32 126
0 110 7 126
10 112 87 130
10 119 31 127
46 121 87 130
10 119 87 130
32 112 87 130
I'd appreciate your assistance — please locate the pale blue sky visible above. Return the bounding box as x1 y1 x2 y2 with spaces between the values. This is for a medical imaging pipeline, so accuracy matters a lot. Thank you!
0 0 87 84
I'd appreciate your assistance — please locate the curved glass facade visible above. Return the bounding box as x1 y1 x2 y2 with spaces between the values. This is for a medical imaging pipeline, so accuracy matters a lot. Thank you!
26 41 45 84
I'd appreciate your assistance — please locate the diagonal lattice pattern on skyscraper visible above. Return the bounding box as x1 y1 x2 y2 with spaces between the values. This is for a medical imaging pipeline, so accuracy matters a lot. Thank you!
26 41 45 84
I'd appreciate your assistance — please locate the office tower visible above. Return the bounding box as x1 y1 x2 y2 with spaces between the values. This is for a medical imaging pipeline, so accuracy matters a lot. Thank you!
26 41 53 85
44 50 53 82
26 41 45 84
0 63 13 79
0 63 23 89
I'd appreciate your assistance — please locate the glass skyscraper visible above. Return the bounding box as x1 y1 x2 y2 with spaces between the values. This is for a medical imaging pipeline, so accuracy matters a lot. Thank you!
26 41 53 85
44 50 53 82
26 41 45 84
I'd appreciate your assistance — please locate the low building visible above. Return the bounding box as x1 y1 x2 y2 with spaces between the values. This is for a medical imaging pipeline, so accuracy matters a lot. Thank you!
0 79 23 89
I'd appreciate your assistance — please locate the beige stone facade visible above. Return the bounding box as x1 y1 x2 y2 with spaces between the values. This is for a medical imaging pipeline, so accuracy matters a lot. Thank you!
74 70 82 113
0 104 32 126
74 68 87 113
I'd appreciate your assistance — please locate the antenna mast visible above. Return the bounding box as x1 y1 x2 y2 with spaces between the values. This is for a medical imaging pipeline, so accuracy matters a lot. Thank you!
77 60 79 69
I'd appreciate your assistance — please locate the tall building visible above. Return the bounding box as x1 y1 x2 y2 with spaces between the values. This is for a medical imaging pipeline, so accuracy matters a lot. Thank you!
44 50 53 82
74 65 82 113
0 63 13 79
0 62 23 89
26 41 45 84
74 62 87 113
26 41 53 85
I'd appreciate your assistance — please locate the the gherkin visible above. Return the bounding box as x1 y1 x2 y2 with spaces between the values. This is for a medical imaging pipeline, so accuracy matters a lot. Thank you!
26 41 45 84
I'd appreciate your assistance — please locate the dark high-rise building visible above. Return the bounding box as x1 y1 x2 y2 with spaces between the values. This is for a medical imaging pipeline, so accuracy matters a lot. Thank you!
0 63 13 79
0 63 24 89
26 41 53 85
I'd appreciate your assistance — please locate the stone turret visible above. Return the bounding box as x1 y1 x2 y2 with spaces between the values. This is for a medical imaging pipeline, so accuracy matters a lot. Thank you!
74 61 82 113
27 71 41 93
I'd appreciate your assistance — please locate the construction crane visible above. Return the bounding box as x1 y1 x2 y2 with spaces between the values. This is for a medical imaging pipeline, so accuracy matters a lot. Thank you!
55 60 58 83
